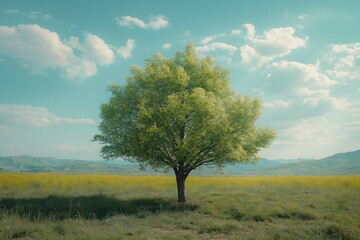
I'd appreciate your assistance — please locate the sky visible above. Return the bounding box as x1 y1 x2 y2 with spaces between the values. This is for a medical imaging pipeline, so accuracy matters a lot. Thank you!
0 0 359 160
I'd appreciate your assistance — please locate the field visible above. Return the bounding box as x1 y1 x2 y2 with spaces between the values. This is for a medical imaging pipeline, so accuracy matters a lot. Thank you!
0 174 359 239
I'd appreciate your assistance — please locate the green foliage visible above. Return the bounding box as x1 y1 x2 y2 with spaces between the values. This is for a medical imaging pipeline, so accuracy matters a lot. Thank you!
94 43 275 174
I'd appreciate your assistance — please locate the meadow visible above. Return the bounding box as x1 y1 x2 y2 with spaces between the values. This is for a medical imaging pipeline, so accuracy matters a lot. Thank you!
0 174 359 239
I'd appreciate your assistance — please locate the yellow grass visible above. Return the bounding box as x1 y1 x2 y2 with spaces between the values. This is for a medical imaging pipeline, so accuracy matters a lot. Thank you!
1 173 359 192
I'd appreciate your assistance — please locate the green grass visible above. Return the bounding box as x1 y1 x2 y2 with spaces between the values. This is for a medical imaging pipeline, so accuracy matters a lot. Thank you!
0 174 359 239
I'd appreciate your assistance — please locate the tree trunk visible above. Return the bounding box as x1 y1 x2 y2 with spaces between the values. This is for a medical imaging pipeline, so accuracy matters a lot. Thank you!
175 171 186 203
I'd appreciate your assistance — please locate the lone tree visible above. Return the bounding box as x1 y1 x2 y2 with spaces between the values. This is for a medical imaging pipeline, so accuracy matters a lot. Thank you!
94 43 275 202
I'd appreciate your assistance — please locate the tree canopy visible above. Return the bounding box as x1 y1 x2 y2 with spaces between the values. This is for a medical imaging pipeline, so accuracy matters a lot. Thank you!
94 43 276 202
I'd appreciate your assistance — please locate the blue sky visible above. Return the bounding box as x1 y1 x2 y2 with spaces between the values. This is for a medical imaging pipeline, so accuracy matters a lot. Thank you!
0 0 359 160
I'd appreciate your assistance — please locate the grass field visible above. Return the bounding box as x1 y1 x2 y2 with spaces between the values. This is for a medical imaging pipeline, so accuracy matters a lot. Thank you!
0 174 359 239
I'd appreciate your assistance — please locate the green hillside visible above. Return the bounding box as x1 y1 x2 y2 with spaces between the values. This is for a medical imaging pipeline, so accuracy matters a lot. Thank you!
0 155 142 174
244 150 360 176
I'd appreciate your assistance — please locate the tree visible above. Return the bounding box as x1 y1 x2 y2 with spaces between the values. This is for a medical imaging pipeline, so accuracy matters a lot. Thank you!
94 43 276 202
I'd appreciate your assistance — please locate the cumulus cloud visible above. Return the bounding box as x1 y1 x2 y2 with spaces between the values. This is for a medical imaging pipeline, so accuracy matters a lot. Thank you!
294 87 348 110
283 117 332 141
237 26 356 159
231 29 241 36
196 42 237 54
266 116 359 159
260 117 333 159
0 24 115 79
0 104 95 127
162 43 172 49
240 45 272 70
271 61 337 87
200 33 226 45
252 27 307 57
66 34 115 65
117 15 169 30
296 88 330 97
201 36 215 45
243 23 255 40
325 42 360 80
264 100 292 109
298 15 306 20
241 23 308 68
257 60 349 129
117 39 136 59
65 59 97 79
0 25 76 69
278 116 358 154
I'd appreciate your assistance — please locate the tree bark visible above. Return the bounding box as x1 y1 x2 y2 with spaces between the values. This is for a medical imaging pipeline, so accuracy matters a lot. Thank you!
176 174 186 202
175 168 186 203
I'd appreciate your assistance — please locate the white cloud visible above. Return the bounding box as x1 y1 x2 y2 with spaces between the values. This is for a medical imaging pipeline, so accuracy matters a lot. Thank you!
296 88 349 110
296 88 330 97
280 116 356 146
330 43 360 54
117 15 169 30
0 104 95 127
201 36 215 45
326 97 350 110
200 33 226 45
241 23 308 69
196 42 237 54
298 15 306 20
237 27 357 159
118 16 145 28
258 60 349 128
65 59 97 79
271 61 336 87
260 115 359 159
264 100 292 109
231 29 241 36
66 34 115 65
162 43 172 50
0 24 115 79
0 25 76 69
283 118 332 141
243 23 255 40
325 42 360 80
240 45 272 69
147 15 169 29
117 39 136 59
251 27 307 58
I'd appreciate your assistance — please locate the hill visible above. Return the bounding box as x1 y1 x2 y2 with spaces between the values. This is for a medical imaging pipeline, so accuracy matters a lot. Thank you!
0 150 359 175
0 155 293 175
0 155 142 174
243 150 360 176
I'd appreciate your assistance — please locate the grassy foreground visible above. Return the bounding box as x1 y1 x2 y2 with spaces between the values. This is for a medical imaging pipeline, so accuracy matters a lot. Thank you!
0 174 359 239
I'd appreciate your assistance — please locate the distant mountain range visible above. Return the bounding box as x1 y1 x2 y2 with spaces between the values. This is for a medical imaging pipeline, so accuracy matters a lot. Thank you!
238 150 360 176
0 150 359 176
